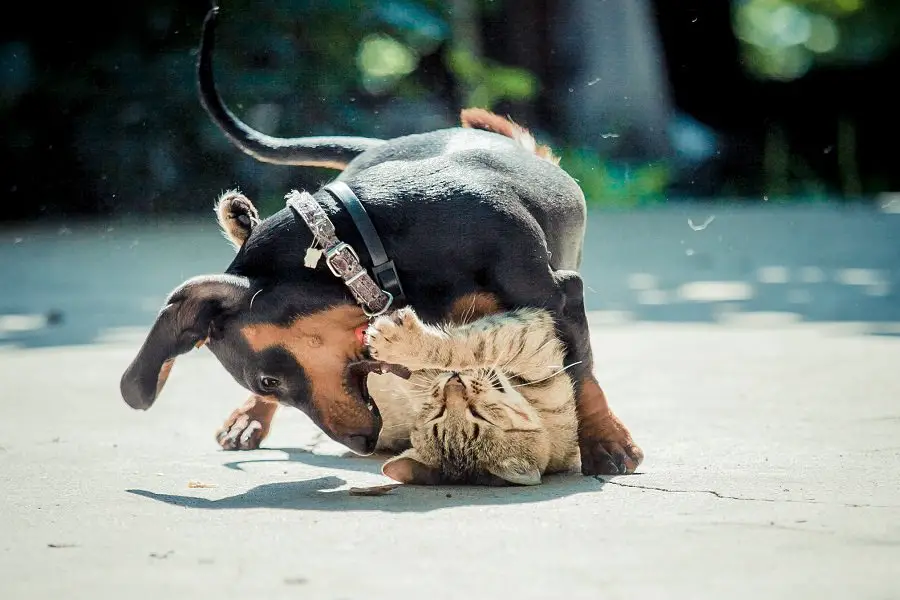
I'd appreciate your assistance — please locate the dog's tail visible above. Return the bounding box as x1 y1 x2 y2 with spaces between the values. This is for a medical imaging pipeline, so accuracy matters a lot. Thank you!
197 7 386 169
460 108 559 165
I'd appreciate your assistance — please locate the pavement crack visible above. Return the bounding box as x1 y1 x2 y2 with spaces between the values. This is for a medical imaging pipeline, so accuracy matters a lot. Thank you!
598 478 778 502
596 478 896 509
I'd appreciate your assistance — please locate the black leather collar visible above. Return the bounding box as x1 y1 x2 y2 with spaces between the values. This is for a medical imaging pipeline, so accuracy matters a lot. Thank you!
323 181 405 302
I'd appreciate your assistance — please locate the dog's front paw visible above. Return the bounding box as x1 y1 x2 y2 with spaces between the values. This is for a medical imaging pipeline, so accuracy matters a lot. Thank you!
365 307 426 364
216 395 278 450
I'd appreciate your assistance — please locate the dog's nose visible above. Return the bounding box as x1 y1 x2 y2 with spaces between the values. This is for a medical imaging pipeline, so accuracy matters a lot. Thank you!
342 434 379 456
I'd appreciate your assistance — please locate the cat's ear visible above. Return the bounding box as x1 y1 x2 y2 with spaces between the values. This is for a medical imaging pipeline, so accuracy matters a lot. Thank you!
488 457 542 486
495 392 542 431
382 448 442 485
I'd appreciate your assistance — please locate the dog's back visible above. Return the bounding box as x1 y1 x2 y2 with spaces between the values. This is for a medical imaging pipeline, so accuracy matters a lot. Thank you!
336 123 586 274
459 108 559 166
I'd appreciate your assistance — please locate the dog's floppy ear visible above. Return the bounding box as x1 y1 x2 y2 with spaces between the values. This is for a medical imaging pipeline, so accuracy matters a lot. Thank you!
120 274 249 410
382 448 442 485
215 190 260 250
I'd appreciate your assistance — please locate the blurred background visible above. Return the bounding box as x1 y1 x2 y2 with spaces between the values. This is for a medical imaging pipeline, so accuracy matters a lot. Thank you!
4 4 900 594
3 0 900 220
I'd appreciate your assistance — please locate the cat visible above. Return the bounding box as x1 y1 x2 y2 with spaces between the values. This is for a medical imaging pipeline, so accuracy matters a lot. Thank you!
364 306 580 485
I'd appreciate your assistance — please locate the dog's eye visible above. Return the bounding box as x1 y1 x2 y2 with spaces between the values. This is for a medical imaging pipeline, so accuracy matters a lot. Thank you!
259 376 281 392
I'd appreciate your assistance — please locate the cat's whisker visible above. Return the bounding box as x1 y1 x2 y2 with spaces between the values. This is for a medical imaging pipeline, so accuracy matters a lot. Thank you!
380 421 417 431
404 385 434 392
406 381 432 390
408 385 444 397
510 361 583 388
382 388 437 402
500 334 553 372
519 363 565 376
507 337 554 369
488 346 506 377
461 295 478 324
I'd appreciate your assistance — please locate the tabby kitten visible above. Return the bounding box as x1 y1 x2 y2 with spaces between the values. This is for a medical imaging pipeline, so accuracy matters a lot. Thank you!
365 306 580 486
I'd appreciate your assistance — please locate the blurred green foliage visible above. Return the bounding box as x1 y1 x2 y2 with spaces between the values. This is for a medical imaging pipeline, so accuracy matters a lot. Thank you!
1 0 564 219
558 148 670 209
3 0 900 221
734 0 900 80
448 49 537 109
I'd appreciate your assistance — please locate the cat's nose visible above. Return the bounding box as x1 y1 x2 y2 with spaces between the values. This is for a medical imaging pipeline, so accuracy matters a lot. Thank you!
446 373 464 388
444 373 467 408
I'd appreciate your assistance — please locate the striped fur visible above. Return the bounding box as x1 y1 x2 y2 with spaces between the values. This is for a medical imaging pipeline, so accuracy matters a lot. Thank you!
367 307 580 485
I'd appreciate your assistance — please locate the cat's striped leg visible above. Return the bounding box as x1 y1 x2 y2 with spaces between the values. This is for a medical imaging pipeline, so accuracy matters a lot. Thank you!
366 306 560 375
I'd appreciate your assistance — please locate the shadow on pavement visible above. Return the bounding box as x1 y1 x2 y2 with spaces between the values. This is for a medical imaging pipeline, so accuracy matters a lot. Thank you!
127 473 609 513
221 447 388 473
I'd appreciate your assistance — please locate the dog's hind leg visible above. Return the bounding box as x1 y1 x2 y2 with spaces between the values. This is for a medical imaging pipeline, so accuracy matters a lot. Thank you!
552 270 643 476
216 395 279 450
492 264 643 475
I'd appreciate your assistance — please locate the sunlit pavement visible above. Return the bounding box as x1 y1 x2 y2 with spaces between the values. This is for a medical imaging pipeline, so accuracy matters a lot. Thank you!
2 202 899 599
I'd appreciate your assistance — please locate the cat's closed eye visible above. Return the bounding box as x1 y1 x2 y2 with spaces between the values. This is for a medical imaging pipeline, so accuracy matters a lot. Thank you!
508 375 528 387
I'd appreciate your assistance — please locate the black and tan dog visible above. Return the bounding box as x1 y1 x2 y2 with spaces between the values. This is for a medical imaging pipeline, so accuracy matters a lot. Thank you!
119 7 643 476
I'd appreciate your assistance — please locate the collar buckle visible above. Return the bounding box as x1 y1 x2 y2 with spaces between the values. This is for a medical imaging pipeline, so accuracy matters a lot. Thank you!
324 242 359 278
286 189 397 318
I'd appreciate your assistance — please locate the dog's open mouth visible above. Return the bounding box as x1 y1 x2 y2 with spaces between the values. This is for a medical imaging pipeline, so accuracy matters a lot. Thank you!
345 360 412 415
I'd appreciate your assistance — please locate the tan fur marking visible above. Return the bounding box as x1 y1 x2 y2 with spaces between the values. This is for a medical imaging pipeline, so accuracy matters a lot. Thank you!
460 108 559 165
156 359 175 399
313 160 355 171
577 375 643 473
240 305 373 437
448 292 502 325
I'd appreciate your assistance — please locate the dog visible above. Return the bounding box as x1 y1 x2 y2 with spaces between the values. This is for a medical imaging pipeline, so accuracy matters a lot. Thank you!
119 7 643 476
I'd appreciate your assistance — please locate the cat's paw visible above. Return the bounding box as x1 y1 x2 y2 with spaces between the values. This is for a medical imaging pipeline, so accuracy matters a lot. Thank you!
365 307 426 365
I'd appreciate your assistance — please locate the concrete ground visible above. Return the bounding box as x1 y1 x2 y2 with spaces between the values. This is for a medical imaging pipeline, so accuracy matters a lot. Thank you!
1 202 899 599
